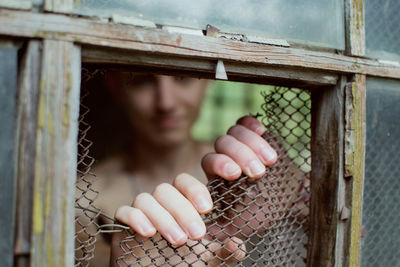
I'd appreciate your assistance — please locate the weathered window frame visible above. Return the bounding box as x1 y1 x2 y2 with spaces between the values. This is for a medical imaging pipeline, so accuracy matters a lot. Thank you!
1 0 398 266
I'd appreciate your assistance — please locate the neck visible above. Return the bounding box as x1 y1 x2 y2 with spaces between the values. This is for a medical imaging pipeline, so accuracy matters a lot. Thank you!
126 136 201 180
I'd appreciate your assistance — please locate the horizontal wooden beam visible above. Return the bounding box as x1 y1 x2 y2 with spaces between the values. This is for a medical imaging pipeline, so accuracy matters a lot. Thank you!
82 46 338 87
0 9 399 81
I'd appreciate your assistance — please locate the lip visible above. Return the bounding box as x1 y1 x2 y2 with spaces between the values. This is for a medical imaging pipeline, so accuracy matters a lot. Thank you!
154 116 182 129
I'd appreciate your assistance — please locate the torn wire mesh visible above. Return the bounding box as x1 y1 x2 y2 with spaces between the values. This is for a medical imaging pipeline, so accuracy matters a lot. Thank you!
115 87 311 266
75 69 103 266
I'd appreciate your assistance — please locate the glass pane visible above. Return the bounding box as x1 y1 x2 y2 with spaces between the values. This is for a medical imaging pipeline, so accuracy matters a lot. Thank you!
74 0 344 49
365 0 400 60
0 46 18 267
0 0 31 9
361 78 400 267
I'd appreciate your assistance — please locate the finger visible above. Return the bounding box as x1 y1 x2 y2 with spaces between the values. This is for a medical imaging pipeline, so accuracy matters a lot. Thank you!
173 173 214 213
133 192 187 246
201 152 242 180
152 183 207 241
236 115 266 135
196 237 246 266
114 205 156 237
228 124 277 165
215 135 266 178
218 237 246 264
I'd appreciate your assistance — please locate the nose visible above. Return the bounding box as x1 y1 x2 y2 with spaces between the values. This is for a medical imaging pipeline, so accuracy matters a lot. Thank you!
156 76 177 112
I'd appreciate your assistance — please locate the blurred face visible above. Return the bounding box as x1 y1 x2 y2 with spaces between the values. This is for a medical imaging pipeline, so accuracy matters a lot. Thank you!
112 72 209 147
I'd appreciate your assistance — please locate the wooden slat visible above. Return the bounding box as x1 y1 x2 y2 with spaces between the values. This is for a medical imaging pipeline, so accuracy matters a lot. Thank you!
345 75 366 267
14 40 42 266
82 46 338 87
0 9 399 80
345 0 365 56
0 41 19 267
30 40 80 267
309 81 345 266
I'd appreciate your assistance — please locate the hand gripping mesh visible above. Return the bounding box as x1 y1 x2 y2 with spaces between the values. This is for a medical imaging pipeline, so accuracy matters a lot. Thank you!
115 88 311 266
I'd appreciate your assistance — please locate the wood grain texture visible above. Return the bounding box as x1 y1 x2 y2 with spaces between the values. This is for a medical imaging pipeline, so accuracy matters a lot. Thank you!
345 75 366 267
345 0 365 56
14 40 42 266
309 82 344 266
0 9 399 80
0 42 18 267
82 46 338 88
30 40 80 267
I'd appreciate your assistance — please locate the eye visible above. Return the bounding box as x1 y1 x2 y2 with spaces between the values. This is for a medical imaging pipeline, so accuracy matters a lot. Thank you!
125 72 157 88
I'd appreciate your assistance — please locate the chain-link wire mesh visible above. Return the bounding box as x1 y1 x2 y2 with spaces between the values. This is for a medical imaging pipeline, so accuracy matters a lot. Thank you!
365 0 400 58
75 69 104 266
360 80 400 267
115 87 311 266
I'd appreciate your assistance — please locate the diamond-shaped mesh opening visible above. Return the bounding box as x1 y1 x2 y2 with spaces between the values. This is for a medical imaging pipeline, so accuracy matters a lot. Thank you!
74 70 311 266
75 69 104 266
115 87 311 266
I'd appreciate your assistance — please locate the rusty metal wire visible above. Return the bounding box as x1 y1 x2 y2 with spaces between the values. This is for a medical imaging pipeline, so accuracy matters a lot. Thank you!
75 68 104 266
115 87 311 266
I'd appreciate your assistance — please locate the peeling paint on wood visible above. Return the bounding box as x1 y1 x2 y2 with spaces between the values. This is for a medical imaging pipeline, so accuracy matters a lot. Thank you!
0 10 399 80
345 0 365 56
344 74 366 267
30 40 80 267
111 14 156 28
14 42 41 266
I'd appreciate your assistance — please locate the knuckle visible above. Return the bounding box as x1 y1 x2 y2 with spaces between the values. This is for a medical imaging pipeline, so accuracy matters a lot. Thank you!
153 183 172 197
227 125 244 136
134 192 151 207
237 115 253 125
233 144 250 158
174 173 189 185
187 183 207 196
114 205 126 219
215 135 231 149
126 208 137 224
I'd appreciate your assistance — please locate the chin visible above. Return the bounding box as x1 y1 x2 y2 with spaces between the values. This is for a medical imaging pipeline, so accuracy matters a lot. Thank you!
150 132 189 147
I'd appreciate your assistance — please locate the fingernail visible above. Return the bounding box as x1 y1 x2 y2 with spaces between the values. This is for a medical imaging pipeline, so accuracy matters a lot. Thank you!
251 123 265 135
195 195 212 212
223 162 241 177
247 160 265 176
188 221 205 239
139 217 156 236
166 226 187 244
261 147 276 163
